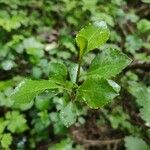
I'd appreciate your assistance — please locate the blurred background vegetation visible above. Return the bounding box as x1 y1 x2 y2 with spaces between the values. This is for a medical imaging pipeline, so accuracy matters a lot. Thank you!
0 0 150 149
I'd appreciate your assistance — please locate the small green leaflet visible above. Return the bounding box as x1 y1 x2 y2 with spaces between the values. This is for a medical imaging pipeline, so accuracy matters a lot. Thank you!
78 78 120 109
59 102 77 127
87 48 132 79
10 79 59 110
76 36 88 58
0 133 12 149
76 21 110 57
6 111 28 133
124 136 150 150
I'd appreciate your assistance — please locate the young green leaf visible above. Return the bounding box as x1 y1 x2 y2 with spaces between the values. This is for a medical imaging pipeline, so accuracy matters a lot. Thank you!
10 79 59 110
75 36 88 58
76 21 110 57
78 77 120 109
87 48 132 79
59 102 77 127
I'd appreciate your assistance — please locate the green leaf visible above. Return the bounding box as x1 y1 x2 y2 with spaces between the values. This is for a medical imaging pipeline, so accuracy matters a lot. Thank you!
75 36 88 58
109 106 131 129
10 79 59 110
137 19 150 33
78 77 120 108
0 119 7 134
128 82 150 107
0 15 24 32
48 138 72 150
92 12 115 27
59 102 77 127
82 0 98 12
76 21 110 57
125 35 143 54
6 111 28 133
124 136 150 150
49 62 68 82
87 49 131 79
32 67 42 79
140 104 150 127
0 133 12 149
48 138 83 150
128 82 150 126
1 60 15 71
23 37 44 58
0 80 13 91
35 95 50 111
141 0 150 3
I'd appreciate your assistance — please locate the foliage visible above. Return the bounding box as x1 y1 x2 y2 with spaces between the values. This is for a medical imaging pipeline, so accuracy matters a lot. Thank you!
11 21 131 125
128 82 150 127
0 0 150 149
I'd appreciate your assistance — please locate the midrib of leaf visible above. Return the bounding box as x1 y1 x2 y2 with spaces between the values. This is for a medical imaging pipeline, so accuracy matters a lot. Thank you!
88 58 131 78
79 85 117 94
17 84 65 96
15 88 50 98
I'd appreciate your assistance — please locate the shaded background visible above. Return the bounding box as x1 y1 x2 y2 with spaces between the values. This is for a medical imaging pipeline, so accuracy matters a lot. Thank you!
0 0 150 149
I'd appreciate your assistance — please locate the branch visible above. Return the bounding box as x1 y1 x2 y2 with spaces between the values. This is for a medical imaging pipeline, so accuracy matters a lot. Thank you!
125 61 150 71
81 138 123 147
70 127 123 147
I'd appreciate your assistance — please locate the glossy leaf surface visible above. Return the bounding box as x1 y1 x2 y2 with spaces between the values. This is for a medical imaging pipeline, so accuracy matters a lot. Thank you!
59 102 77 127
10 79 59 110
76 21 110 57
87 49 131 79
49 62 68 82
78 77 120 108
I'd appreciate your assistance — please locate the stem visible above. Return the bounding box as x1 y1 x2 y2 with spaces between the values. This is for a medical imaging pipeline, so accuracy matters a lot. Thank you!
70 51 82 102
76 58 82 84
